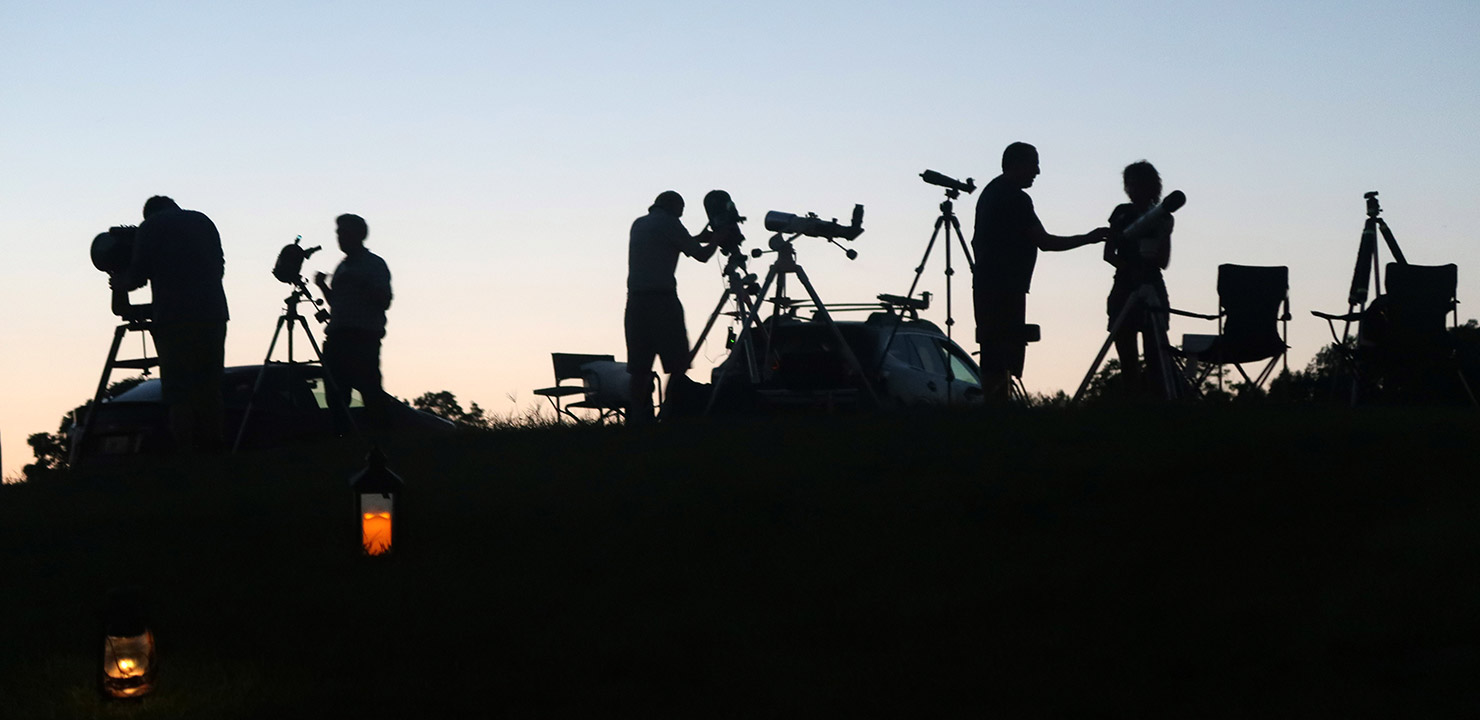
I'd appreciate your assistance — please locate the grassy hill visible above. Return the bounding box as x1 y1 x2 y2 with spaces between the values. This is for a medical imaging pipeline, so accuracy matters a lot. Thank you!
1 406 1477 717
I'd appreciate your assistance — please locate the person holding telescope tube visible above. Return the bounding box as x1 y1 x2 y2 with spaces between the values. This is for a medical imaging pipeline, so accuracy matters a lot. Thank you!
972 142 1110 401
1104 161 1174 396
625 191 717 425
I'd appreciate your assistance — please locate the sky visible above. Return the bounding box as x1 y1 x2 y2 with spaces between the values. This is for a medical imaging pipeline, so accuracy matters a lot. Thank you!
3 1 1479 478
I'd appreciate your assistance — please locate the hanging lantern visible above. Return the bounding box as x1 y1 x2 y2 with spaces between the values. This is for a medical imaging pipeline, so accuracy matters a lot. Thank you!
350 446 404 557
100 587 156 699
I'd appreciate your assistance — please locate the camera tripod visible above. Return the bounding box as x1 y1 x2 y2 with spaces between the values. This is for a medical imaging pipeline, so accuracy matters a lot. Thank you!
1342 191 1407 339
1073 284 1190 402
231 281 356 454
905 187 975 339
705 234 880 413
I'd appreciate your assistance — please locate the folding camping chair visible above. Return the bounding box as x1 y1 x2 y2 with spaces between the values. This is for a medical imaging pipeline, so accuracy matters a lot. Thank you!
1174 264 1290 391
1352 263 1472 404
532 352 625 423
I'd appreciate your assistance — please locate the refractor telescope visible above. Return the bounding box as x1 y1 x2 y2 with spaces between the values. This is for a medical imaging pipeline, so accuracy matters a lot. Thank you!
920 170 976 195
764 204 865 241
1121 190 1186 240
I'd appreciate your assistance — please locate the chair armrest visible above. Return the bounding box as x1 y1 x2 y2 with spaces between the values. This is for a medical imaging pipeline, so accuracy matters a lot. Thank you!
1168 308 1220 320
1310 310 1361 322
533 386 587 398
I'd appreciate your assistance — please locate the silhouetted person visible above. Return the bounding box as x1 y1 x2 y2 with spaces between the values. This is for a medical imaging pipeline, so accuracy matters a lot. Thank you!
1105 161 1173 396
314 214 392 430
114 196 229 452
972 142 1109 401
626 191 716 425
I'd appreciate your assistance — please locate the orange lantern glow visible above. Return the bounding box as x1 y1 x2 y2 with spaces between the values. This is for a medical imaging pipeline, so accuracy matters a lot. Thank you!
101 588 156 699
350 446 404 557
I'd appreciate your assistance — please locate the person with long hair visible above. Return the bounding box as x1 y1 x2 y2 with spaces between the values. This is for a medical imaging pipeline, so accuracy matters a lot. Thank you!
1104 161 1173 396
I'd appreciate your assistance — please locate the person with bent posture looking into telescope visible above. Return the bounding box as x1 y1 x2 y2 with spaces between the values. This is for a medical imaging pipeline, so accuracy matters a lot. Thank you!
972 142 1110 402
625 191 716 425
114 195 229 453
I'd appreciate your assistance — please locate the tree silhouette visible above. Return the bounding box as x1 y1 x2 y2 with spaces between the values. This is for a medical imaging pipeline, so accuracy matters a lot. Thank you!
411 391 493 430
24 376 146 482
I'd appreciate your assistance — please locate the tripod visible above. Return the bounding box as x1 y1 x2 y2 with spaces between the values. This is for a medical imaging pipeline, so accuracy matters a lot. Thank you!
232 281 355 454
1073 284 1187 402
706 234 880 413
688 249 767 383
75 315 159 457
905 187 975 339
1311 192 1409 404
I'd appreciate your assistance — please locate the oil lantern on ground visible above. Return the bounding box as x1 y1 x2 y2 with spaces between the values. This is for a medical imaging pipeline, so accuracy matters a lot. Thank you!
101 587 156 699
350 446 404 557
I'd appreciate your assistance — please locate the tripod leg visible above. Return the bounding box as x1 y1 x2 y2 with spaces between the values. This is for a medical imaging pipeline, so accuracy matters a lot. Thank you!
299 317 360 436
76 324 133 457
688 290 734 366
905 217 945 300
233 315 290 454
950 215 974 272
1074 290 1143 403
1377 218 1407 266
791 265 880 408
705 266 780 415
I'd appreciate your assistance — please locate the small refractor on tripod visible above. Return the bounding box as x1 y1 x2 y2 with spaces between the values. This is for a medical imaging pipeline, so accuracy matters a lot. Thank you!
232 236 356 453
705 202 876 412
904 169 976 338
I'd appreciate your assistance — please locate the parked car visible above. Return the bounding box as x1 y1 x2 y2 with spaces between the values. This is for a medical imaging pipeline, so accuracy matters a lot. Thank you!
707 311 984 412
71 364 455 464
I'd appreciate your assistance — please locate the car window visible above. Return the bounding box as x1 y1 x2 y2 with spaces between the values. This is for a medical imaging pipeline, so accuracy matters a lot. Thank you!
938 342 981 387
886 335 924 370
907 335 946 375
307 378 364 409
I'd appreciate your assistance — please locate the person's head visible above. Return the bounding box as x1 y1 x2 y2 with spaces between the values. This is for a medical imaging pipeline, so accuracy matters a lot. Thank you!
336 213 368 253
650 190 684 217
1001 142 1040 188
1122 161 1162 206
142 196 180 220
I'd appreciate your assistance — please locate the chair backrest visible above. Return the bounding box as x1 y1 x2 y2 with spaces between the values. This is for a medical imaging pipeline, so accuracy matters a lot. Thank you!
1217 264 1288 349
1383 262 1457 342
551 353 615 383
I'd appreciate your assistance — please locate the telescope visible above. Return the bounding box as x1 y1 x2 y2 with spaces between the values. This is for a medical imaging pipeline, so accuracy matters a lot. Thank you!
703 189 747 256
763 204 865 241
920 170 976 195
272 236 321 284
1121 190 1186 240
91 226 138 275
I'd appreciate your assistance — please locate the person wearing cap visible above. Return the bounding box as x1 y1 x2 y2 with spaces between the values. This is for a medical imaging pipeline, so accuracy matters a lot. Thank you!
625 191 717 424
314 213 392 430
113 195 229 452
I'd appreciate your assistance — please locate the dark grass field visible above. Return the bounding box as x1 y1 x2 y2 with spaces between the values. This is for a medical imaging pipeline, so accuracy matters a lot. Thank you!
2 406 1478 717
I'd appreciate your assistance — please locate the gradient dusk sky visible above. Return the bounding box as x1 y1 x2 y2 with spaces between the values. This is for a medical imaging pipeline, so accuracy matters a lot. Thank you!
4 1 1479 477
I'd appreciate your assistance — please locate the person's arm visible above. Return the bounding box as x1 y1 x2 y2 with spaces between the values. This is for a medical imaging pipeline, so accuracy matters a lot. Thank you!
1032 219 1110 252
115 226 152 292
1148 216 1173 269
667 217 717 263
313 271 334 305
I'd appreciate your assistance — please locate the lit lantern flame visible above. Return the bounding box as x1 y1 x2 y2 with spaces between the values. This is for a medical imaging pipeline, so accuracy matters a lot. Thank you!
102 630 156 698
362 510 393 556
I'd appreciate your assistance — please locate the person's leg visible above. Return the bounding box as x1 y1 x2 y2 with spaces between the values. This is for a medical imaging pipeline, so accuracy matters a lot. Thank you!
321 331 355 434
625 296 657 425
193 322 227 452
655 294 692 421
974 289 1019 404
151 324 194 453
